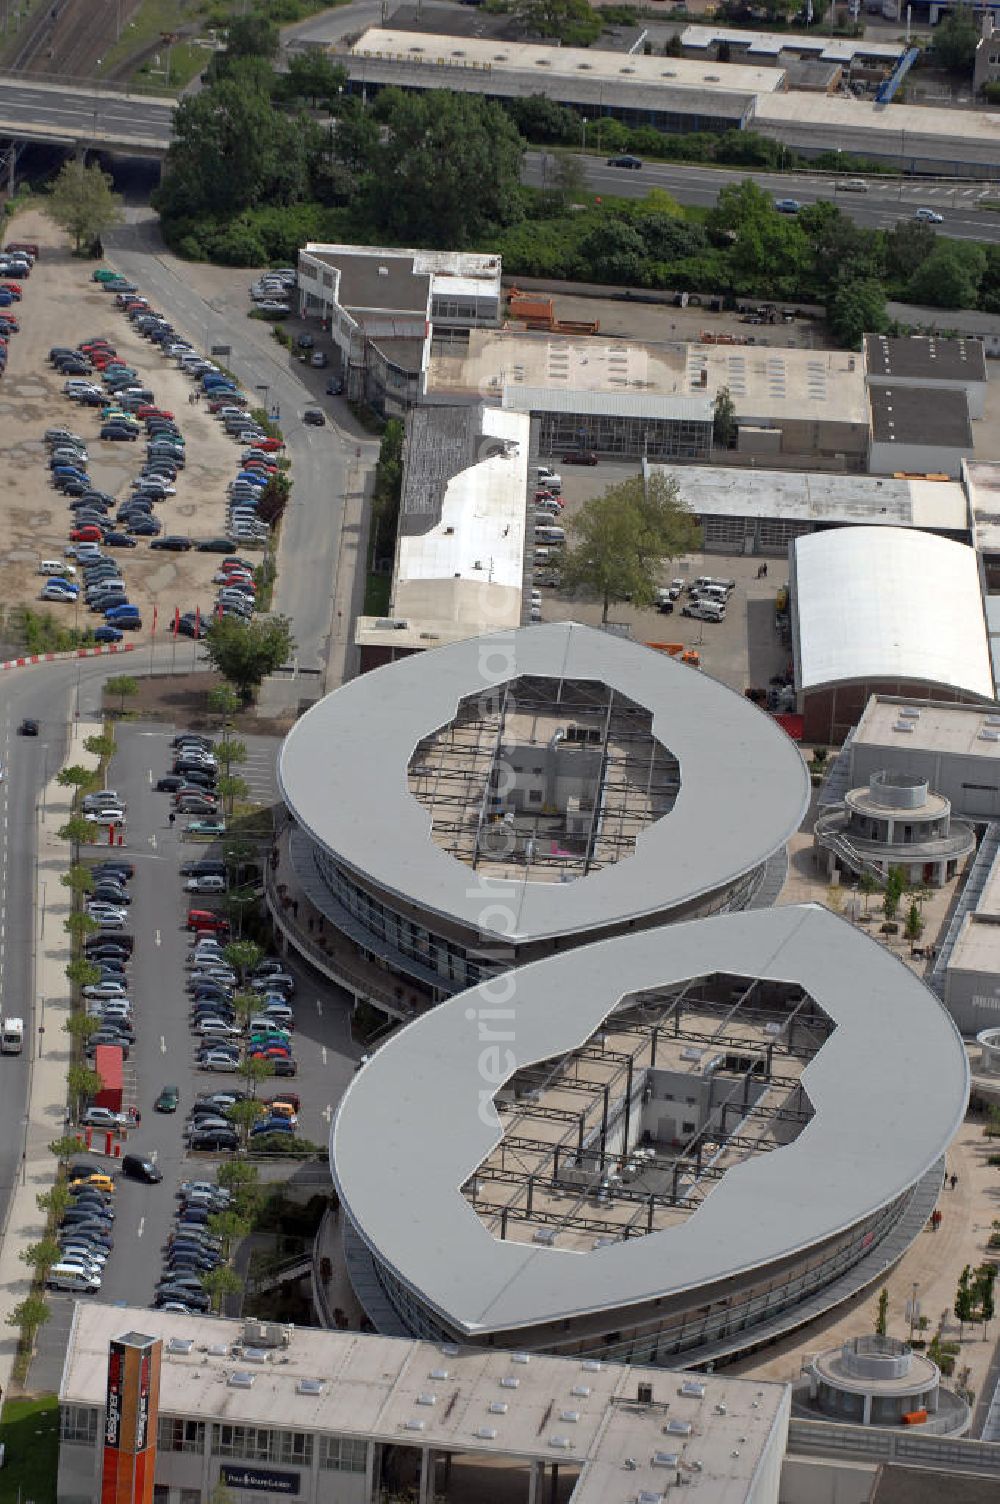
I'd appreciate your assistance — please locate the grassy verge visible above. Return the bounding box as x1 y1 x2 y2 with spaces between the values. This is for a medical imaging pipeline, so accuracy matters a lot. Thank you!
0 1395 59 1503
364 572 390 616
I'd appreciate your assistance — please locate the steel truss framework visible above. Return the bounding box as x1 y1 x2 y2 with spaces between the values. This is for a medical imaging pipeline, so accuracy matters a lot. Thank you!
464 973 834 1247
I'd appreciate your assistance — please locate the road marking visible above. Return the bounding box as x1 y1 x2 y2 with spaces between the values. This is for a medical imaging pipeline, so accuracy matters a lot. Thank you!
321 1045 327 1066
147 769 153 788
323 1104 332 1124
155 929 161 947
137 1217 144 1238
149 833 157 850
160 1034 166 1054
150 1149 158 1164
316 998 322 1017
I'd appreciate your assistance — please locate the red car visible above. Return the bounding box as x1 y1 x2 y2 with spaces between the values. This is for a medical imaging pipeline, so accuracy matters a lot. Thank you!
80 339 114 353
0 282 21 297
138 406 173 420
253 437 284 453
186 910 229 934
70 524 103 542
561 452 599 466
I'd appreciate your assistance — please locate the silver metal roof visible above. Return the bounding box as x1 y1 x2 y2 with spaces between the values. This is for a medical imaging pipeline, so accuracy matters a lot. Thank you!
332 904 969 1335
277 623 810 944
501 386 714 422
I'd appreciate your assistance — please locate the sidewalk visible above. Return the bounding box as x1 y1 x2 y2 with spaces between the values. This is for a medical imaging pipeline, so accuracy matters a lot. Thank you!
0 722 103 1398
326 445 372 692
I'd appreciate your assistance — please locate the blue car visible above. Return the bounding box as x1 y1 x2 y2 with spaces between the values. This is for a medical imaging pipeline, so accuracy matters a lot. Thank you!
93 626 124 644
234 472 266 487
250 1117 294 1137
48 577 79 594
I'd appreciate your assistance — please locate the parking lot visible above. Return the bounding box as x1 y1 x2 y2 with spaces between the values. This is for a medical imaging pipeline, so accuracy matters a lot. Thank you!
36 719 358 1348
0 209 266 633
531 460 789 694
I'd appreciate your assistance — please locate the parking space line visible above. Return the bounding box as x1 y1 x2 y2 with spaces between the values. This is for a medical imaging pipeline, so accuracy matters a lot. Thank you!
137 1217 145 1238
316 998 322 1017
160 1035 166 1054
155 929 161 946
321 1045 327 1066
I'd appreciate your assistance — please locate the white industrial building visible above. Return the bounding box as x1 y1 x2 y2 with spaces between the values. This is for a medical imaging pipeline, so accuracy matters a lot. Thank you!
645 464 970 557
333 904 967 1365
57 1307 792 1504
790 528 995 742
354 405 531 669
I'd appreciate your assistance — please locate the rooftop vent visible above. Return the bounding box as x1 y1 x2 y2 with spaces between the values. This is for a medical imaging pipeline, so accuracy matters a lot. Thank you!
571 1386 592 1398
893 723 915 734
489 1402 509 1415
638 1494 665 1504
582 1360 603 1373
549 1436 574 1450
680 1381 705 1399
403 1419 426 1432
979 731 1000 742
378 266 390 276
511 1353 531 1364
206 1344 228 1358
666 1419 693 1436
985 716 1000 728
500 1377 520 1390
898 707 920 719
228 1372 254 1389
429 1369 450 1381
167 1338 194 1355
652 1452 681 1469
476 1427 498 1440
416 1394 437 1407
241 1348 270 1365
559 1410 581 1424
297 1379 324 1396
533 1229 556 1245
439 1344 460 1356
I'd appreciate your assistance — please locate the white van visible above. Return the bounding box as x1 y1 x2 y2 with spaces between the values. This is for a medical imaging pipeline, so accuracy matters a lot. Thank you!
535 526 566 544
39 559 76 576
693 576 735 595
535 498 561 516
48 1263 101 1292
535 466 562 491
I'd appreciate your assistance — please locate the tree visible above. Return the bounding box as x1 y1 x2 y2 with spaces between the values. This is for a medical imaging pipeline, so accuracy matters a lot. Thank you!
905 901 924 942
858 870 880 917
157 80 309 222
202 1264 243 1315
278 47 346 110
209 683 241 727
203 614 294 704
57 764 93 799
800 202 882 290
713 386 737 449
49 1134 84 1160
366 90 524 249
216 1158 261 1208
65 957 101 989
105 675 138 715
876 1286 889 1337
20 1238 61 1279
67 1062 102 1115
577 220 648 285
255 473 290 527
217 737 247 777
883 865 906 922
955 1264 976 1339
64 911 99 941
61 865 94 897
6 1295 51 1345
515 0 602 44
82 733 116 761
44 159 123 253
559 473 700 622
933 8 978 74
217 775 249 819
708 179 810 292
37 1184 70 1220
826 278 888 349
224 940 263 984
58 815 96 856
241 1055 275 1099
907 241 987 310
227 1099 262 1148
64 1012 101 1046
884 218 938 284
977 1265 996 1332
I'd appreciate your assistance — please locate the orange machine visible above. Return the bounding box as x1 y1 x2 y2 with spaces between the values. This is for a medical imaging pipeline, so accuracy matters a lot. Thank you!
646 642 701 668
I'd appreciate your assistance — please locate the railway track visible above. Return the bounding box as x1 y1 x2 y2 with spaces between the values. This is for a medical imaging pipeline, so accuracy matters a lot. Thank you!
8 0 142 82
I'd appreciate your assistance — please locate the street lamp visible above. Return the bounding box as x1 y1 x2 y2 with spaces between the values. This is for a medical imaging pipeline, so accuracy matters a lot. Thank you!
581 116 587 151
256 383 269 415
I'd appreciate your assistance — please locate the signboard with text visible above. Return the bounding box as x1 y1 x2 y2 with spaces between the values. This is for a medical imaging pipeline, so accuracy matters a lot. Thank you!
221 1464 301 1495
100 1333 162 1504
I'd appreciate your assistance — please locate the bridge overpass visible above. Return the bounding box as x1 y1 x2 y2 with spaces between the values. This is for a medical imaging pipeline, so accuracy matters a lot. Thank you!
0 74 174 158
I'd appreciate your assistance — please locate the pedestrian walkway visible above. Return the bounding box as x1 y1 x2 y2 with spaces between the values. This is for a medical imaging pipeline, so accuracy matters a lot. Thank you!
0 722 103 1398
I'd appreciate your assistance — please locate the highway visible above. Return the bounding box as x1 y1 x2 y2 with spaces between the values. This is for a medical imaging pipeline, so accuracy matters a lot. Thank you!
524 151 1000 244
106 210 369 675
0 74 173 152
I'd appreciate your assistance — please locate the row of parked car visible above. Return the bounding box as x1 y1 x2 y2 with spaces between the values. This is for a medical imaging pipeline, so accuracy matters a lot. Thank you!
185 931 299 1081
152 1177 235 1313
0 242 33 385
249 266 295 317
155 729 225 829
80 859 136 1066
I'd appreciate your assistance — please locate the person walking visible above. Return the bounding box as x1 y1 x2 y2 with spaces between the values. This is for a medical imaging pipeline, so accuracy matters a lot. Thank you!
950 1172 958 1190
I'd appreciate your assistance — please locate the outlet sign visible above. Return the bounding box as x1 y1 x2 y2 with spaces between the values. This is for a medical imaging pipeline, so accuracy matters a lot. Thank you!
220 1465 300 1494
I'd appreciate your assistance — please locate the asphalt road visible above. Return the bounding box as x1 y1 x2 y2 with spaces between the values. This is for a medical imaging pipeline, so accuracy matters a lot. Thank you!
525 151 1000 244
58 719 359 1312
0 78 173 147
105 212 356 675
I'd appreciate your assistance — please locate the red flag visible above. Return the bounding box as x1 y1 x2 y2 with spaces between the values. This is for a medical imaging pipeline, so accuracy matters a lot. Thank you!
173 606 180 636
152 604 158 635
